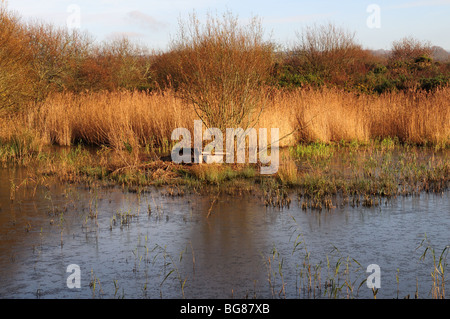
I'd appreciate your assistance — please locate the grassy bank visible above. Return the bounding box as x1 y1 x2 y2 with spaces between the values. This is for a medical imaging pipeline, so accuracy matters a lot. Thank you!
1 137 448 210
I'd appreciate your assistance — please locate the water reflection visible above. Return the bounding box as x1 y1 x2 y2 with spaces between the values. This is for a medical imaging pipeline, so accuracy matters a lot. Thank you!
0 167 449 299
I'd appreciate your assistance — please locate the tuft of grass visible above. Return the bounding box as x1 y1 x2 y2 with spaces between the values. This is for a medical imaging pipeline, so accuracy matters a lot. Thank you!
290 142 334 160
277 159 301 186
417 235 449 299
186 164 257 185
0 128 44 164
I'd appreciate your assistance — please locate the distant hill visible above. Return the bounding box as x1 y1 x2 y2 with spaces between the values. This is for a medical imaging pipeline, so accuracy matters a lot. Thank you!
369 49 389 58
431 46 450 62
369 46 450 62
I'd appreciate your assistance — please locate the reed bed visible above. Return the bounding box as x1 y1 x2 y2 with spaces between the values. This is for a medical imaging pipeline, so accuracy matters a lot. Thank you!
271 87 450 146
1 87 448 153
26 89 194 150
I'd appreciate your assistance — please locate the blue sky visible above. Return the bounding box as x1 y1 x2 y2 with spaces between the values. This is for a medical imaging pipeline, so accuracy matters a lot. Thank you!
5 0 450 51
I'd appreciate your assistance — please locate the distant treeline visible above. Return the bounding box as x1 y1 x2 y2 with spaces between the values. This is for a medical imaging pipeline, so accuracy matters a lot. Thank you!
1 6 449 113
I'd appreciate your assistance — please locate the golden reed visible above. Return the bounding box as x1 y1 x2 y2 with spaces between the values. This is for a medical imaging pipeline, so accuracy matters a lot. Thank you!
1 87 449 150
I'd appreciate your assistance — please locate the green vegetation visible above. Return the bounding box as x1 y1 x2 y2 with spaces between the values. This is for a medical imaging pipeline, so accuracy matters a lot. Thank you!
290 142 335 161
2 138 448 210
274 32 450 94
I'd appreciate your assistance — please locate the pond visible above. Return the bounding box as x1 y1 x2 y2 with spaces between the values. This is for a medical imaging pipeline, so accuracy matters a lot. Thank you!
0 166 449 299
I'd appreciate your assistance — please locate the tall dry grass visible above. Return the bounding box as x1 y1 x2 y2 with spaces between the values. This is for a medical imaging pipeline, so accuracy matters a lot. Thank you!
1 87 448 153
259 87 449 146
290 87 449 145
21 90 194 151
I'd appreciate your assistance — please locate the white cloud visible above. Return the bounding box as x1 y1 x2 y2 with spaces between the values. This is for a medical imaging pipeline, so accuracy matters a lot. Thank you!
126 10 168 31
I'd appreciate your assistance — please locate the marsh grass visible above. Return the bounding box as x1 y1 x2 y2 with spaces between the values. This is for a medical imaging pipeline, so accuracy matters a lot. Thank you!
1 86 448 154
276 158 301 186
151 244 189 298
290 142 334 160
89 269 104 299
3 136 448 212
289 87 450 146
290 141 449 211
0 86 448 209
184 164 257 184
0 126 44 165
263 217 369 299
417 235 449 299
262 181 292 209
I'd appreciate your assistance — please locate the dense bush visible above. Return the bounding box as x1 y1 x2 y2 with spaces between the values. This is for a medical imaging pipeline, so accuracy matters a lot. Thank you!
271 32 449 94
0 7 34 112
0 6 153 112
1 4 449 115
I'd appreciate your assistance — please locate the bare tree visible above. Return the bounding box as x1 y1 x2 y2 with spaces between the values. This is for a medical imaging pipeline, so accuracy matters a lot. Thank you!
24 21 94 98
170 11 275 131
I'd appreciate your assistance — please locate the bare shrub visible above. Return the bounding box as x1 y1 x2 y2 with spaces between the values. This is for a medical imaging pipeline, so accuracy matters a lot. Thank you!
169 11 275 130
0 6 34 112
390 36 432 63
294 22 365 84
96 37 152 91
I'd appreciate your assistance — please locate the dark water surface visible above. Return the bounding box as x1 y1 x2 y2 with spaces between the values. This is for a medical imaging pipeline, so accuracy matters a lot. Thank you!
0 167 449 299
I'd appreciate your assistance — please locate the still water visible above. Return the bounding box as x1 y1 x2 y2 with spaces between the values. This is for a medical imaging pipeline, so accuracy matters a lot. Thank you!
0 168 449 299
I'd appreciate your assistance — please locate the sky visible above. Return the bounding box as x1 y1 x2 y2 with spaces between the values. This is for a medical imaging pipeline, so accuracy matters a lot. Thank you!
4 0 450 51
